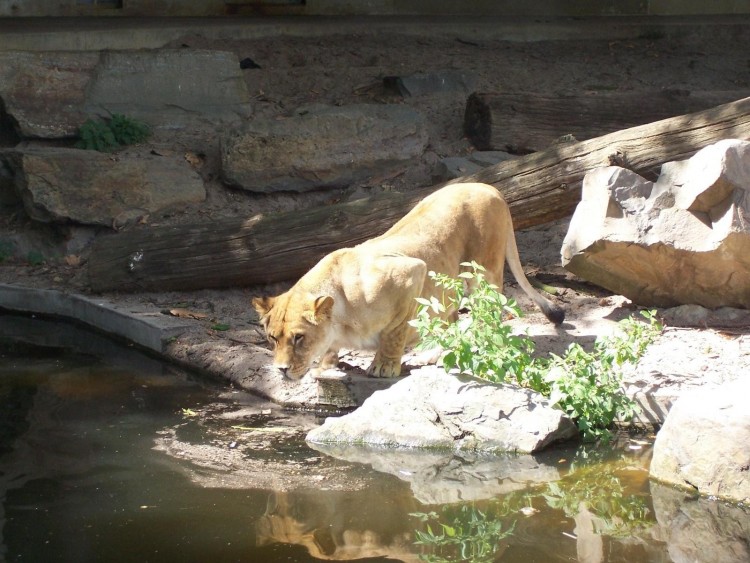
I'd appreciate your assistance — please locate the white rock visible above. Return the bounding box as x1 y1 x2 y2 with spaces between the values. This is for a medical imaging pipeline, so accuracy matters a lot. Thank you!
562 139 750 308
306 366 577 454
650 377 750 504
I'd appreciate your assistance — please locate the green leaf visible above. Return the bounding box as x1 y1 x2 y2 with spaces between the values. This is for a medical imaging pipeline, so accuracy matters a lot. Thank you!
441 524 456 537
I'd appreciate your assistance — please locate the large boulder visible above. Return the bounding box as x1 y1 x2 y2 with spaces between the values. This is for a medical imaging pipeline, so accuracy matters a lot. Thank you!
0 51 99 138
2 147 205 226
649 377 750 504
561 139 750 308
306 367 577 454
220 104 428 193
85 50 252 127
0 49 251 139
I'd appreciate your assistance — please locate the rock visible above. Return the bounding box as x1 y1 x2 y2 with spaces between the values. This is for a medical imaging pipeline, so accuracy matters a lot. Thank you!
0 50 250 139
306 366 577 454
661 304 750 328
468 150 517 167
85 50 252 127
561 139 750 308
0 51 100 138
433 156 484 181
314 370 400 409
308 442 562 504
622 328 750 426
651 481 750 563
220 104 428 193
2 147 206 226
383 70 477 97
649 378 750 504
433 150 517 181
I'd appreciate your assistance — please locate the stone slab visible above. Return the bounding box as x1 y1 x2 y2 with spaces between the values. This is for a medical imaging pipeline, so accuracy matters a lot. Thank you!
0 49 251 139
220 104 428 193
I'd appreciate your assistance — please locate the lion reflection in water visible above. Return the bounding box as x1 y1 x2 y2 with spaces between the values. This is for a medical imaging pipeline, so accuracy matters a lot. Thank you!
255 489 421 561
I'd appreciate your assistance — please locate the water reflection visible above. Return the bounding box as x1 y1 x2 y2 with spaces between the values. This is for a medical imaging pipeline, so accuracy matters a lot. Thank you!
395 445 657 563
257 488 419 561
651 481 750 563
2 315 748 562
308 443 562 504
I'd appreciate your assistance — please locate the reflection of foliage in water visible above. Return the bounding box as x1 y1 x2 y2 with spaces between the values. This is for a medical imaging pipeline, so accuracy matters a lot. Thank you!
411 505 515 563
544 444 652 538
544 471 650 538
411 444 652 560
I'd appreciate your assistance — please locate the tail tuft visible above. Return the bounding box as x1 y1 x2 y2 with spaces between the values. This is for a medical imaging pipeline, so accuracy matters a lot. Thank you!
543 302 565 326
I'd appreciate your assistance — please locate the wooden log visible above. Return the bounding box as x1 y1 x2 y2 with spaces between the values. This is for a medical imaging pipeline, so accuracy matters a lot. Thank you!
88 190 426 292
88 96 750 293
464 89 749 153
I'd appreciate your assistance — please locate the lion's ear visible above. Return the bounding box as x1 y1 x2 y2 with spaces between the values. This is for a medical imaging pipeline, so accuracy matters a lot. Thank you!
302 295 334 325
252 296 275 318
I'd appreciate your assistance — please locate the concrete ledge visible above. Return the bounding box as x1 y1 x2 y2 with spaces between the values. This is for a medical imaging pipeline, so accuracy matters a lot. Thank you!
0 283 194 353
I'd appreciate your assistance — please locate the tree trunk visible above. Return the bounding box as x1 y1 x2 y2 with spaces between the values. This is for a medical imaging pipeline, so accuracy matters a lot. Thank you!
464 89 749 153
88 96 750 293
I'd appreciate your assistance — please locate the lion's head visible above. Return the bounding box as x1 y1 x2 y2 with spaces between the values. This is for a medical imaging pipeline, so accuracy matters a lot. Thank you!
252 291 335 379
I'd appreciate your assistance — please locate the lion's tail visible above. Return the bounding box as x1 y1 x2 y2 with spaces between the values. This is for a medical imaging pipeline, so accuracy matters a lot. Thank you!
504 221 565 326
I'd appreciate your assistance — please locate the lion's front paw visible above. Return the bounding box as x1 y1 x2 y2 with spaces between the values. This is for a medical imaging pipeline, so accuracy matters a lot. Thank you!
367 356 402 378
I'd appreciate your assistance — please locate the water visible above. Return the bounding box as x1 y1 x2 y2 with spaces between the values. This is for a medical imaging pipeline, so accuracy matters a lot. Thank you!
1 315 748 563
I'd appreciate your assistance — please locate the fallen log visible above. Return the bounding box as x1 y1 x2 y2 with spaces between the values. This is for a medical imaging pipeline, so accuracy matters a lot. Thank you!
464 89 748 153
88 96 750 293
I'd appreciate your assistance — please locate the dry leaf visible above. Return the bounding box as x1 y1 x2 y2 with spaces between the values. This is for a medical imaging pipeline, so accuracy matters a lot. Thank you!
64 254 82 267
163 308 208 320
184 152 204 167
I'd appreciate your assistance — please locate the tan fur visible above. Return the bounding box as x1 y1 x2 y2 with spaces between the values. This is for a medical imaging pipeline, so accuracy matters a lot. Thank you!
252 182 564 379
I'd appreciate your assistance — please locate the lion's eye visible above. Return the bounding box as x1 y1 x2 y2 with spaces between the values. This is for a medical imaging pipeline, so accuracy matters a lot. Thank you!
268 335 278 347
292 334 304 347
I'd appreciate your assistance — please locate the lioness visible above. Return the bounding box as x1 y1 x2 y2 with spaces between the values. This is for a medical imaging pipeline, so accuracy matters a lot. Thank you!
253 182 564 379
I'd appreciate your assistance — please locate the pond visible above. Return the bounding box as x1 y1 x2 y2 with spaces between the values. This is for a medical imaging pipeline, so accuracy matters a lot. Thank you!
1 314 748 563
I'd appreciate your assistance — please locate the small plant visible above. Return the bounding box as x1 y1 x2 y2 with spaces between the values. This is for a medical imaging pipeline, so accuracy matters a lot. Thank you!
410 262 537 384
26 250 45 266
76 114 150 152
108 113 151 145
76 118 119 152
0 239 14 262
411 263 662 442
545 311 661 442
411 505 515 563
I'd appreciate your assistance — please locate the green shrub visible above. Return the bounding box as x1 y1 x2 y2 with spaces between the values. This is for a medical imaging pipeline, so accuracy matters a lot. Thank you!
108 113 151 145
0 239 14 262
411 263 537 385
544 311 660 442
76 114 150 152
26 250 45 266
76 118 119 152
411 263 662 442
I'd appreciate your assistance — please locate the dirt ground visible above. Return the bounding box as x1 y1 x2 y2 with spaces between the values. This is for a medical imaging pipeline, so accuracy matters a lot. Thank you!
2 22 750 409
